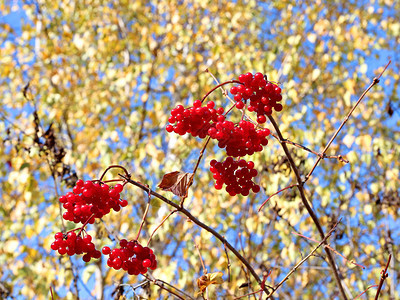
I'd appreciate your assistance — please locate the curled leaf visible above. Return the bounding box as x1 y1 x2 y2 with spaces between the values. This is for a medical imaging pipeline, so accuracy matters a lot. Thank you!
158 171 193 197
196 272 224 295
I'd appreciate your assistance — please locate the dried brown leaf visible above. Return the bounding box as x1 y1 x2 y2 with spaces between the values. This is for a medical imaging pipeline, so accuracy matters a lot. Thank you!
158 171 193 197
196 272 224 295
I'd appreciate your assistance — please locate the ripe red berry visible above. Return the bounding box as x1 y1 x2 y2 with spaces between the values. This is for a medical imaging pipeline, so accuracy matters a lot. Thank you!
235 101 245 109
113 184 123 193
102 246 111 255
55 232 64 239
120 239 128 248
82 254 91 262
142 259 152 268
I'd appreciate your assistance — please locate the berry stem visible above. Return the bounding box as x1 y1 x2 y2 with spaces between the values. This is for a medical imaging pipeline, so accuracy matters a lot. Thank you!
95 178 125 184
99 164 130 182
223 102 237 117
75 213 95 237
180 136 211 207
201 80 242 103
136 186 152 241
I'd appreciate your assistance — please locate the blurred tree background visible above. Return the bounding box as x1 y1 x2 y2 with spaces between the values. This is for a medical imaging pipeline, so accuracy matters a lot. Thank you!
0 0 399 299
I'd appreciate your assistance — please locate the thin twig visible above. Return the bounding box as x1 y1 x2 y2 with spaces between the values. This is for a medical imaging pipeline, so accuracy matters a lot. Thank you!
205 69 230 98
258 184 297 211
144 275 194 300
234 271 271 300
192 236 207 275
304 60 391 183
50 286 54 300
222 237 231 282
266 221 340 298
201 80 242 102
238 232 252 296
233 290 262 300
180 136 211 207
354 285 379 299
292 231 365 269
135 186 152 241
270 133 349 162
147 209 178 246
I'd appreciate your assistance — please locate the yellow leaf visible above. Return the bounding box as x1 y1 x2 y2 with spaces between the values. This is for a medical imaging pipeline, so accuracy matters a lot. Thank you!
311 68 321 81
196 272 224 295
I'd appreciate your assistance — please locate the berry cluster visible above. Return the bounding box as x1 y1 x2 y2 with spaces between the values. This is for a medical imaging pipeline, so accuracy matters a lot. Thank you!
230 72 282 124
166 72 283 196
208 120 270 157
51 179 157 275
51 231 101 262
166 100 224 138
210 157 260 196
103 239 157 275
59 179 128 224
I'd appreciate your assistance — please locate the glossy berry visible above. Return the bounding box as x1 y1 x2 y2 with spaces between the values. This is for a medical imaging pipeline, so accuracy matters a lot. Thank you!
165 72 280 196
103 240 157 275
51 231 99 262
210 157 260 196
102 246 111 255
58 181 126 224
230 72 283 123
166 101 225 138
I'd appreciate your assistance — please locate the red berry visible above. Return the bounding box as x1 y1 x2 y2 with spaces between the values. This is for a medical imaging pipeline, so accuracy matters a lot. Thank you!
83 235 92 243
235 101 245 109
206 101 215 109
120 239 128 248
113 258 122 269
142 259 152 268
113 184 123 193
257 115 266 124
193 100 202 107
51 242 58 250
102 246 111 255
82 254 91 262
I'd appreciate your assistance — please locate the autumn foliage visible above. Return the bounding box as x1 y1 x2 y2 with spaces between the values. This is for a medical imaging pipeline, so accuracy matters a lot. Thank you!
1 1 399 299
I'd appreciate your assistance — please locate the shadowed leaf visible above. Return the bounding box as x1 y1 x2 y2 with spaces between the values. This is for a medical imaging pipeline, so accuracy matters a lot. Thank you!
158 171 193 197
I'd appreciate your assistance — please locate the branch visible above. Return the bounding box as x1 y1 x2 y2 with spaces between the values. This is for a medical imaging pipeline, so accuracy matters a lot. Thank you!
119 174 269 293
144 275 195 300
267 115 348 299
